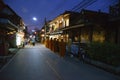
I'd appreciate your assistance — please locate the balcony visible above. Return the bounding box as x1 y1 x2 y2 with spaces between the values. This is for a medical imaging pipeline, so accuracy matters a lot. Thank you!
0 18 18 31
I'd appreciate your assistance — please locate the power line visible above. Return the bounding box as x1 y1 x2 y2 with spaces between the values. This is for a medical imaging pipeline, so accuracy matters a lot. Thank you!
46 0 68 19
48 0 97 19
98 0 119 12
71 0 97 12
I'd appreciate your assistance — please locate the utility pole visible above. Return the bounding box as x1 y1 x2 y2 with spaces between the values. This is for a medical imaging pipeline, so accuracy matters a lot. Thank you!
44 18 47 40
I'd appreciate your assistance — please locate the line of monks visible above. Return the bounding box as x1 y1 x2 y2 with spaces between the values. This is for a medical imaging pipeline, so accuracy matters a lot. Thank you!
45 38 66 57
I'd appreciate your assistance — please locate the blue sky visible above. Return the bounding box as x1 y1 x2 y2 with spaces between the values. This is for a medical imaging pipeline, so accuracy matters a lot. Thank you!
3 0 118 31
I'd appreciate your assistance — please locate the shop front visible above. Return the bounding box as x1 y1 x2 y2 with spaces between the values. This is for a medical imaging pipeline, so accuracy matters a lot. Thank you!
16 31 24 48
0 18 18 56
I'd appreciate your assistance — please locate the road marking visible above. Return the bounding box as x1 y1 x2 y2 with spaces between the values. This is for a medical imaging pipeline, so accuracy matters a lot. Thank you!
46 60 63 80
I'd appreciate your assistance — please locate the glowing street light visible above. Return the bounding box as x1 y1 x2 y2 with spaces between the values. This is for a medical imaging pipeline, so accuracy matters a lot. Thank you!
32 17 37 21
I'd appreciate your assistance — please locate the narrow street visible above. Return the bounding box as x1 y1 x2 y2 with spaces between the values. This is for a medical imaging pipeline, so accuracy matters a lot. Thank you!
0 43 119 80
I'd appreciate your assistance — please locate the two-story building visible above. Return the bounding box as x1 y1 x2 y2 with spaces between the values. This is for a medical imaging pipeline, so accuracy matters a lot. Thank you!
44 10 109 44
0 1 25 56
47 11 80 42
41 1 120 46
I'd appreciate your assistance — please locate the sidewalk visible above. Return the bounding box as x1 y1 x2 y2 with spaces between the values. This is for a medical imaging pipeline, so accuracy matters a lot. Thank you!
0 43 41 69
62 52 120 78
84 58 120 76
44 42 120 77
0 48 19 69
43 43 120 79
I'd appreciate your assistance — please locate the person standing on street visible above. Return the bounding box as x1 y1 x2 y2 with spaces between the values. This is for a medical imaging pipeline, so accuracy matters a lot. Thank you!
31 35 36 46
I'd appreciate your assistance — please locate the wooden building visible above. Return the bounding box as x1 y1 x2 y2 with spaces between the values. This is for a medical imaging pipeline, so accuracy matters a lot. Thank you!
109 1 120 44
47 11 80 42
0 1 25 56
42 1 120 45
47 10 109 44
61 9 109 43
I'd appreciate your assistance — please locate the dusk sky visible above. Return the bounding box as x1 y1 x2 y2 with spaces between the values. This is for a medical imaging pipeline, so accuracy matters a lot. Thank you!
3 0 118 31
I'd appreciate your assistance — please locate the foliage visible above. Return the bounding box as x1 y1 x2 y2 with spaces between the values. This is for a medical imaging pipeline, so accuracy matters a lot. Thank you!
86 42 120 67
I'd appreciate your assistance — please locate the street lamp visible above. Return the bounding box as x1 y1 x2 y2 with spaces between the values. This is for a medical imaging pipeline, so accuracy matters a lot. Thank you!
32 17 37 21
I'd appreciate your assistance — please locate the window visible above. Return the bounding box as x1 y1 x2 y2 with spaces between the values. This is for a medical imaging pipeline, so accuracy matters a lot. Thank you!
66 19 69 26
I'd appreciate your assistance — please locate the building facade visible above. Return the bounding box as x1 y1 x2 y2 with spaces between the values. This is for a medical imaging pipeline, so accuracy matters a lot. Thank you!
0 1 25 56
40 1 120 46
109 1 120 44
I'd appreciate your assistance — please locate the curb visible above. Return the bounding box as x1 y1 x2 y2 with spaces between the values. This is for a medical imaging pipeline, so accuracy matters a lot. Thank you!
84 58 120 76
0 48 19 69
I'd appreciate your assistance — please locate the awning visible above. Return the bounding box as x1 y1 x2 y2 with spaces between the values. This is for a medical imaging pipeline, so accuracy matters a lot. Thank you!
60 22 92 31
0 18 18 31
61 24 85 31
50 31 63 35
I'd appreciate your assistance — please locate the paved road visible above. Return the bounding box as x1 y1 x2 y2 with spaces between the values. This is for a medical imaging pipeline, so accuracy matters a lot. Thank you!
0 43 119 80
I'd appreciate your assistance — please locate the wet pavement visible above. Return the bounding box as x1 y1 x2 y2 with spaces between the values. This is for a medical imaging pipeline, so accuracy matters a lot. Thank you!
0 43 119 80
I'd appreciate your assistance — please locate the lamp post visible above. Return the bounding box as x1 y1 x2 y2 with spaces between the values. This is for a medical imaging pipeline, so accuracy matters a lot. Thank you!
32 17 37 21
